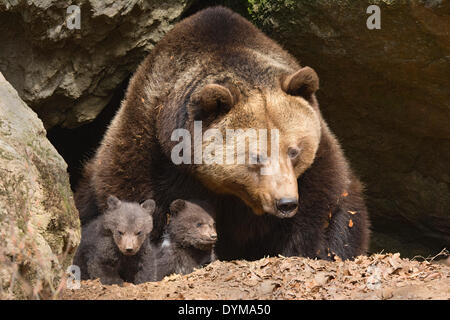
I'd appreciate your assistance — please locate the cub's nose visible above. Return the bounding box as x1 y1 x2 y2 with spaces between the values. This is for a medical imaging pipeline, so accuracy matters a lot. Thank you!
276 198 298 215
210 234 217 240
126 248 134 253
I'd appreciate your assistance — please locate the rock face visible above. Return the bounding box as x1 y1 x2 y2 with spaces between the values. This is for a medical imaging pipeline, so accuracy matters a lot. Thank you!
0 0 192 129
0 72 80 299
246 0 450 254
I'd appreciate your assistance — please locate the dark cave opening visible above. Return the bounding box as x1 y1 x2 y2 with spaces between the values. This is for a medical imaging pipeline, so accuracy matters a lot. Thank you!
47 77 130 191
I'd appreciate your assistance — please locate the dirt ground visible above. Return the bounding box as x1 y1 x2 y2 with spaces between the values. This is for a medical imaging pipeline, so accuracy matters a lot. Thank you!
59 252 449 300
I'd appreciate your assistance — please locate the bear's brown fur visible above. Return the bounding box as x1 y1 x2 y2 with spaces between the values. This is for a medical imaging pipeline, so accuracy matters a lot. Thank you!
75 6 370 261
135 199 216 283
73 196 155 285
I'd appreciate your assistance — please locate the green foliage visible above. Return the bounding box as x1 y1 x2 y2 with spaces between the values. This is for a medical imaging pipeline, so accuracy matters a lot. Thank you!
247 0 297 32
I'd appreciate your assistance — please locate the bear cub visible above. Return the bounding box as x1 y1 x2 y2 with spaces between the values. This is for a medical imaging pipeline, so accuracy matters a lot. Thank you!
73 195 155 285
135 199 217 283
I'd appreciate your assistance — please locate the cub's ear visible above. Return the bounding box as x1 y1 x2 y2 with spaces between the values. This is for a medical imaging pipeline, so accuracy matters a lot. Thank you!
169 199 186 215
193 84 236 115
141 199 156 215
281 67 319 100
106 195 121 211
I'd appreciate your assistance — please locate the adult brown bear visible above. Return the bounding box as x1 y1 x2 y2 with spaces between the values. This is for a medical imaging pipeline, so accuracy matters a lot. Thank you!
76 6 370 261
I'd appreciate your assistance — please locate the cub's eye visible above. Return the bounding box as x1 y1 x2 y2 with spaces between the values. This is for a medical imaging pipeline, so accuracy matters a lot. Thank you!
288 147 300 159
118 231 124 236
196 223 202 227
136 231 142 236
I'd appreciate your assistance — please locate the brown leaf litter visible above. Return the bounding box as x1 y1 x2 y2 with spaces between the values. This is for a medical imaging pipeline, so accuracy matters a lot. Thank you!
59 253 450 300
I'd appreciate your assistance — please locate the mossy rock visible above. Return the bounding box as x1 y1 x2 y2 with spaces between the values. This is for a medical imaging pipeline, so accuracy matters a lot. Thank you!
0 72 80 299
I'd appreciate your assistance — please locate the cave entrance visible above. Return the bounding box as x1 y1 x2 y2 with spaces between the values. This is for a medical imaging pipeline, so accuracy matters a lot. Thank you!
47 77 130 191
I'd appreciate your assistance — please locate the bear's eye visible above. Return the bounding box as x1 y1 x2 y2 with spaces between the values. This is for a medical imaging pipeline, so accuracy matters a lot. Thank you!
196 222 202 227
118 231 124 236
136 231 142 236
288 147 300 159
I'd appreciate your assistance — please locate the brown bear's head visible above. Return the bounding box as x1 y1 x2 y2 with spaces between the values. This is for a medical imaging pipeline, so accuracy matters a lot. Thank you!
170 67 321 219
168 199 217 250
104 195 156 256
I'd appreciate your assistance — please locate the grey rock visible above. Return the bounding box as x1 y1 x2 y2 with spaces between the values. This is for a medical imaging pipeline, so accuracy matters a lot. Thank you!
0 72 80 299
0 0 192 128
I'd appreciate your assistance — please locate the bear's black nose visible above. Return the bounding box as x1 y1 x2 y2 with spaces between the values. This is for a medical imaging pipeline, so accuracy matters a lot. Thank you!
126 248 133 253
276 198 298 215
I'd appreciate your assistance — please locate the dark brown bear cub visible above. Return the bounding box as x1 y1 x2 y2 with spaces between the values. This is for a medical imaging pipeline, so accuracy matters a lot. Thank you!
73 196 155 285
135 199 216 283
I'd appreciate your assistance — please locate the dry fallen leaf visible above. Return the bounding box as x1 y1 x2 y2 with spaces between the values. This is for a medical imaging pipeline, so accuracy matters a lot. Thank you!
348 219 354 228
424 272 441 281
258 281 277 295
348 211 357 215
378 287 394 300
314 273 330 286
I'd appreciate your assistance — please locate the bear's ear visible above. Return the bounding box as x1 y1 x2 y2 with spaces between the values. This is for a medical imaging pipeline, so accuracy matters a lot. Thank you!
281 67 319 100
169 199 186 216
194 84 236 115
106 195 121 211
141 199 156 215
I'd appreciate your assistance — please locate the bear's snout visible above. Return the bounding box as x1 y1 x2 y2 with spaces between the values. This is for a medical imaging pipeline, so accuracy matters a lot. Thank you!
256 157 299 218
118 234 141 256
276 198 298 217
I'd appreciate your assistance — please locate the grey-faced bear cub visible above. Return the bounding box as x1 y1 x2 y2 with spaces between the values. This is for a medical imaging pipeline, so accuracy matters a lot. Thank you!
73 195 155 285
135 199 217 283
